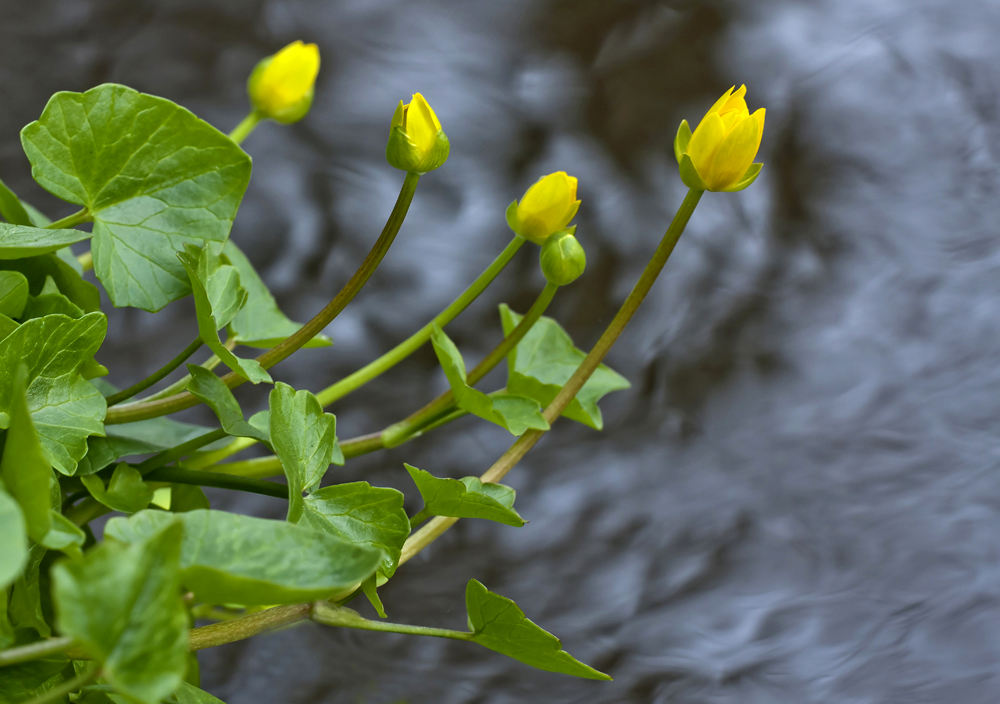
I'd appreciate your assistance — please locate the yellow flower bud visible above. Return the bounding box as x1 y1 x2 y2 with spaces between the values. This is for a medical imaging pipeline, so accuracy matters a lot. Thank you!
385 93 450 174
674 85 765 192
505 171 581 245
248 41 320 124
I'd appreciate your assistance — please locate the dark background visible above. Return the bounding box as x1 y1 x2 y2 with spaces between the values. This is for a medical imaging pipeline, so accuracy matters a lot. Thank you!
4 0 1000 702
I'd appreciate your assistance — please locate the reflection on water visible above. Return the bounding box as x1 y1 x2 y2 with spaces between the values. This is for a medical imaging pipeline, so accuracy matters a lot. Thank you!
3 0 1000 701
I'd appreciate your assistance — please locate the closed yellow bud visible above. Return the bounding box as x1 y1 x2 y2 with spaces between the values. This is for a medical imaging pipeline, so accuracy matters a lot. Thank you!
385 93 450 174
505 171 581 245
248 41 320 124
674 85 765 192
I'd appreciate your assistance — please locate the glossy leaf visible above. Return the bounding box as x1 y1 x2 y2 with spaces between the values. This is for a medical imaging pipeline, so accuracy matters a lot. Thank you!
0 660 70 702
0 253 100 313
300 482 409 578
0 487 27 589
76 415 214 476
179 244 271 384
0 270 28 318
466 579 610 680
0 223 91 260
431 325 549 436
0 313 17 341
405 464 524 527
269 383 342 522
500 305 630 430
0 312 107 474
0 366 54 542
224 241 331 349
105 509 382 605
21 84 253 312
52 522 188 704
187 364 270 443
21 290 85 320
81 463 153 514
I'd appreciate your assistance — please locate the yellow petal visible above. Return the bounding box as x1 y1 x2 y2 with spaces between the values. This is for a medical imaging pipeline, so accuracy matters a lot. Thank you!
567 175 579 202
702 86 735 121
406 93 440 154
750 107 766 156
516 172 580 242
719 85 747 115
260 41 320 111
703 113 760 190
686 112 727 179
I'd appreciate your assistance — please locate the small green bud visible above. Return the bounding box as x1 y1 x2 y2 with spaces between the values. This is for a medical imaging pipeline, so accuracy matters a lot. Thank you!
539 228 586 286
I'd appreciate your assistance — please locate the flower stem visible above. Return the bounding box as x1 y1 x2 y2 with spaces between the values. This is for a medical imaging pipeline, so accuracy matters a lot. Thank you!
229 110 265 145
400 188 704 565
136 428 229 474
144 466 289 499
105 172 421 425
104 338 204 407
45 208 90 230
0 637 75 667
189 603 312 651
311 602 471 641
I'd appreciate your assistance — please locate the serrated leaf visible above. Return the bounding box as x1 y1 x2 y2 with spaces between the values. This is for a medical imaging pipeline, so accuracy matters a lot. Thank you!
431 325 549 436
224 241 331 349
186 364 269 444
0 313 107 474
179 244 270 384
81 463 153 514
300 482 409 578
75 415 214 476
21 84 253 312
466 579 610 680
0 270 28 318
0 253 100 313
0 177 33 226
0 487 28 589
0 365 54 542
500 305 630 430
0 660 70 702
105 509 382 606
0 222 91 260
269 383 342 522
53 522 188 704
405 464 524 527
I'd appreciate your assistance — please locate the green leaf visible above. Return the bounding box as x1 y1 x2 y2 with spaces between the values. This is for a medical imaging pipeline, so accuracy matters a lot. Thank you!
0 313 18 342
269 383 342 522
0 660 71 702
500 305 630 430
0 270 29 318
0 253 100 313
0 177 33 226
41 510 86 560
0 487 28 589
81 463 153 514
300 482 409 578
360 574 387 618
0 365 54 542
224 241 331 349
0 313 108 474
179 244 270 384
168 484 211 513
404 464 524 527
169 681 227 704
466 579 610 680
105 509 382 606
186 365 270 444
0 223 91 260
8 545 50 637
52 522 188 704
21 84 253 312
22 290 85 320
431 325 549 436
75 415 213 476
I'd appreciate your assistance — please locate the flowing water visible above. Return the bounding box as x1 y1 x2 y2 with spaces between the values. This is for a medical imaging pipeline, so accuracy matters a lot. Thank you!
2 0 999 701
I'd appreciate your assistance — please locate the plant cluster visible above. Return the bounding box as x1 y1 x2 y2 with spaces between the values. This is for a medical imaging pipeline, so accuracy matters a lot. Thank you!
0 40 764 703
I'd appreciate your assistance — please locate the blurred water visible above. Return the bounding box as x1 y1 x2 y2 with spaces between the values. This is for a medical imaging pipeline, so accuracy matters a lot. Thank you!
3 0 1000 701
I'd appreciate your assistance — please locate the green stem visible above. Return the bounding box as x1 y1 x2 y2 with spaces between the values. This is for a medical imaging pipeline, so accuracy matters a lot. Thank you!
204 282 558 479
408 507 431 529
189 603 312 651
65 497 108 527
316 235 526 407
46 208 90 230
105 338 204 407
136 428 229 474
229 110 265 144
77 250 93 272
311 603 471 641
22 664 97 704
400 188 705 566
145 466 289 499
105 172 421 426
133 342 229 404
0 637 74 667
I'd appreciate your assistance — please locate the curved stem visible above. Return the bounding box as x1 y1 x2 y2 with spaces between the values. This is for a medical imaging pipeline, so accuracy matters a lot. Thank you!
136 428 229 474
46 208 90 230
400 188 705 566
205 282 559 479
311 602 471 640
229 110 265 145
105 338 204 407
315 235 526 407
133 339 233 404
189 602 312 651
105 172 421 425
145 466 289 499
0 637 75 667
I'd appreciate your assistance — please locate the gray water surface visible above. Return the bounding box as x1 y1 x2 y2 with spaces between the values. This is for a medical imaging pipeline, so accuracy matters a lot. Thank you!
2 0 999 701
